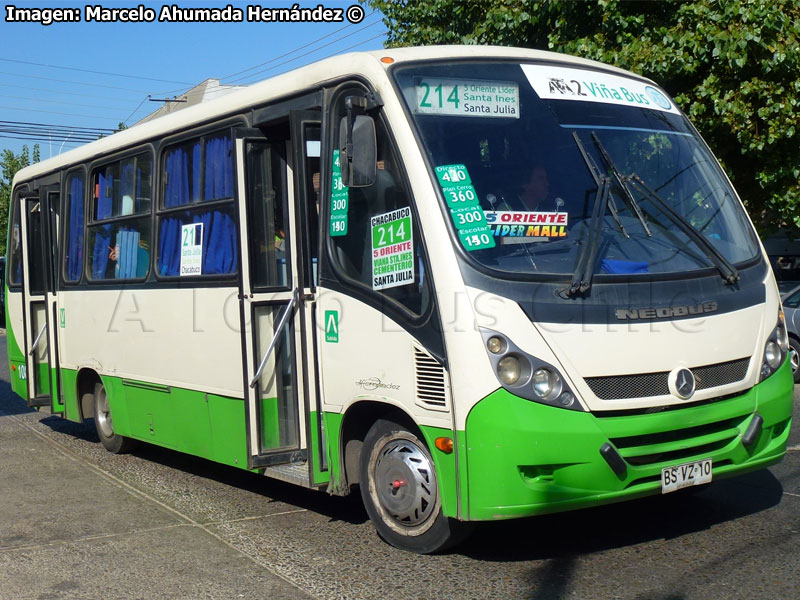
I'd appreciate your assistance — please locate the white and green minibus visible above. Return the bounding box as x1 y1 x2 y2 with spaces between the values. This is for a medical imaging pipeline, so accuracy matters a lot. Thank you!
6 46 793 553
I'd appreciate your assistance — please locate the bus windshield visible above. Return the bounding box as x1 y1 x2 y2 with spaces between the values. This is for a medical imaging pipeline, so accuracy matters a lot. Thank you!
394 61 759 279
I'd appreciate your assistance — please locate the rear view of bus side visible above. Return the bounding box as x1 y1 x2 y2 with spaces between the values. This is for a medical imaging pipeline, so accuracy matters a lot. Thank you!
5 46 793 553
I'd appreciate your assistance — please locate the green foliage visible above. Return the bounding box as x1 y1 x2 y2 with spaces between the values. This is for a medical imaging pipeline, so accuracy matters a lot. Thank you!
366 0 800 234
0 145 39 256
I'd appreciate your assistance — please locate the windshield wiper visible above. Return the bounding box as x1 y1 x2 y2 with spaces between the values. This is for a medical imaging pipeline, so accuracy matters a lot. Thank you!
626 175 740 284
591 133 652 237
569 174 611 295
572 132 628 239
568 132 625 295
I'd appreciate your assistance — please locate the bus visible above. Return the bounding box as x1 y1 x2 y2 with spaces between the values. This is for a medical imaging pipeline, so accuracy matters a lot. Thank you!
5 46 793 554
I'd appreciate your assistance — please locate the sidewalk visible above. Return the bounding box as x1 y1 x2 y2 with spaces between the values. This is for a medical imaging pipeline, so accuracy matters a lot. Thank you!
0 338 312 600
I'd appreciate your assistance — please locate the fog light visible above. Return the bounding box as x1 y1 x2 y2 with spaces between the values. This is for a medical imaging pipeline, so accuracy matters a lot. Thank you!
498 356 521 385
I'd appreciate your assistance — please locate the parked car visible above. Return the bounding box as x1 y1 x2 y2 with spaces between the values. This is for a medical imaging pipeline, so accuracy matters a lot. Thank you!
781 283 800 382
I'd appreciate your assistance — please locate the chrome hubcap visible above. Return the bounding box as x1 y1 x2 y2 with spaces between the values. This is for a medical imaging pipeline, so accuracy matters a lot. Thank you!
373 438 437 528
791 347 800 374
96 388 114 438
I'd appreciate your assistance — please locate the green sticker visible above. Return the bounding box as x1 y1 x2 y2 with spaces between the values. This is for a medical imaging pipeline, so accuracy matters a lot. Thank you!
442 184 480 209
435 164 472 187
449 204 488 228
324 310 339 343
436 164 495 251
59 308 65 328
458 228 496 251
330 150 348 237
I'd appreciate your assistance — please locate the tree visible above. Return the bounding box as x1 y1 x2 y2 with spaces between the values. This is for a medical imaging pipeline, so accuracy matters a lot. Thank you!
0 145 40 256
366 0 800 234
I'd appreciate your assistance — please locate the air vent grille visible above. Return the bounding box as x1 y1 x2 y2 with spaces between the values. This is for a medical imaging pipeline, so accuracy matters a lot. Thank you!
414 347 448 410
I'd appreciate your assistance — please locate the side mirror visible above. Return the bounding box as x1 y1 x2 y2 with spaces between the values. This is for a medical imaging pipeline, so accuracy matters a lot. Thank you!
339 115 376 188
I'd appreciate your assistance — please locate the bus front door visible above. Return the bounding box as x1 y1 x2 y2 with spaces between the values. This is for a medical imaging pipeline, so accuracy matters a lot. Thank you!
235 125 318 483
19 185 62 411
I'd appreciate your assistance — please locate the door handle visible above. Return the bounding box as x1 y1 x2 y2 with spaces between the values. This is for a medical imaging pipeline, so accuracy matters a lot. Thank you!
29 322 48 356
249 288 299 389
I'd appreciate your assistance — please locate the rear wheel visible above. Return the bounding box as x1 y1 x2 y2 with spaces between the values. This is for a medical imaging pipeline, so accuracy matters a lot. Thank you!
92 382 137 454
359 419 471 553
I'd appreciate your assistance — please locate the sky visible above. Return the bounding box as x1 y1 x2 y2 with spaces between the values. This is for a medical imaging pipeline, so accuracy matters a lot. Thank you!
1 0 387 159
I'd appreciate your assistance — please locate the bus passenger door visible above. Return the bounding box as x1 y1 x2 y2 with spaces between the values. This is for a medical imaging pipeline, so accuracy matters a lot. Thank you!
19 185 62 411
235 128 313 480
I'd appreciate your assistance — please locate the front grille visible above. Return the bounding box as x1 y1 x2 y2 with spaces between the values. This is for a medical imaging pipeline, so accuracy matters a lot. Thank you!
610 414 750 467
585 357 750 400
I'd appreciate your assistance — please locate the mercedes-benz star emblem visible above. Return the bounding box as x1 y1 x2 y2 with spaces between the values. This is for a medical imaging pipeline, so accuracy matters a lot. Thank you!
674 368 696 399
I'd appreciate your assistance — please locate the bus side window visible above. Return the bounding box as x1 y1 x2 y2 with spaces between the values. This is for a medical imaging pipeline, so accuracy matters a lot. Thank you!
157 134 238 278
328 100 430 316
63 170 85 283
8 193 23 286
87 152 153 281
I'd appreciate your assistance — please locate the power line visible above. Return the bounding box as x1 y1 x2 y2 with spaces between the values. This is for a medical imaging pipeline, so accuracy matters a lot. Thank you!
0 70 152 93
0 104 128 120
0 120 116 134
0 58 194 86
225 19 386 85
219 11 380 82
0 82 142 103
0 120 117 144
0 93 136 113
149 10 383 96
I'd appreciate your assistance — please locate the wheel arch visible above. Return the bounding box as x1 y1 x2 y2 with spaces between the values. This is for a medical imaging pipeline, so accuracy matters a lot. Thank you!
76 368 102 422
339 400 422 488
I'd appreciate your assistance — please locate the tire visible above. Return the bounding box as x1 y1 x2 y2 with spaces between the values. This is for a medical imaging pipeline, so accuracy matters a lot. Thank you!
789 337 800 384
92 382 138 454
359 419 472 553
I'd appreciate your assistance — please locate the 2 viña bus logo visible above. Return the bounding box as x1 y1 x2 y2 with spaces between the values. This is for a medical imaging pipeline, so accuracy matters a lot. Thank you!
615 301 719 320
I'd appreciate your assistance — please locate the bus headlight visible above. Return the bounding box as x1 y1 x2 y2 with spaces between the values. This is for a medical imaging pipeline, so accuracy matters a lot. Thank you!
498 355 523 385
760 311 788 381
532 368 559 400
765 341 782 369
487 335 507 354
481 328 584 411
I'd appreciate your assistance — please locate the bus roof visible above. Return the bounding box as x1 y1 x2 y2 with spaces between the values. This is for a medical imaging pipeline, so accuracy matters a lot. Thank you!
11 45 644 187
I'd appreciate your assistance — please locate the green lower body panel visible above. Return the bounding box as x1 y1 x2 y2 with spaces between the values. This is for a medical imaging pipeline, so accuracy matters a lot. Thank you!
464 359 794 521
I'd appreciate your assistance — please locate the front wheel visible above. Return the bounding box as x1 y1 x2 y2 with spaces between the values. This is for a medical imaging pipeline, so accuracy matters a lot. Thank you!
789 337 800 384
359 419 471 553
92 382 138 454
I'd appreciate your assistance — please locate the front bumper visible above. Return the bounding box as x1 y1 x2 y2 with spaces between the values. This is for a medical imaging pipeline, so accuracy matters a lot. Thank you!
464 359 793 521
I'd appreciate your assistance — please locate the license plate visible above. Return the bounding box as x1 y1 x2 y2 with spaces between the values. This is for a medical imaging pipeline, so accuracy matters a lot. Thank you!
661 458 712 494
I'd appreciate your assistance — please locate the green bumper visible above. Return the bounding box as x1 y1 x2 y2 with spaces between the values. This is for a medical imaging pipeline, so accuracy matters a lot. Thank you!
464 359 793 521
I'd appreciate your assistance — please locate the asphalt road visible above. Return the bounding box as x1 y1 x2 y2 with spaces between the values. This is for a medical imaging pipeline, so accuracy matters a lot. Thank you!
1 333 798 600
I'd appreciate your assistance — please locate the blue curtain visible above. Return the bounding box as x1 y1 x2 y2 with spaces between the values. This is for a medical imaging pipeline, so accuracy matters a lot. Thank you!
158 136 236 276
66 175 84 281
116 229 140 279
165 148 189 208
158 210 237 276
91 169 113 279
205 136 233 200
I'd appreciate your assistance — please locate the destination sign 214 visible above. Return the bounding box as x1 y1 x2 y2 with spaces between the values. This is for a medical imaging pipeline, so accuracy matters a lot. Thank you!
414 78 519 119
